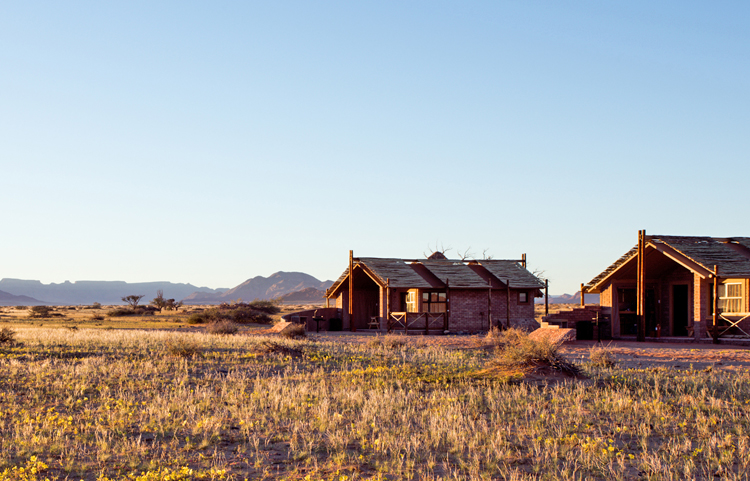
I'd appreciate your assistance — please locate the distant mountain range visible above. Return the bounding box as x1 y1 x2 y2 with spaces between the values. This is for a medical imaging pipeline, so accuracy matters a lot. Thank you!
182 272 333 305
0 289 46 306
0 272 333 306
0 278 226 306
535 292 600 304
2 272 587 307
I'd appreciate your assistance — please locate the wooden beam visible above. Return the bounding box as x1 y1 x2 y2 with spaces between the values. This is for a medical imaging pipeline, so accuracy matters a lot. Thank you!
487 280 492 331
580 283 585 307
545 279 549 317
445 278 450 332
521 253 526 268
506 279 510 328
349 250 354 332
712 266 719 344
637 230 646 342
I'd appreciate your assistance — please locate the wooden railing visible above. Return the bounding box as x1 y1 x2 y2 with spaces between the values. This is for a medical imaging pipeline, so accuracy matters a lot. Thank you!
387 312 446 334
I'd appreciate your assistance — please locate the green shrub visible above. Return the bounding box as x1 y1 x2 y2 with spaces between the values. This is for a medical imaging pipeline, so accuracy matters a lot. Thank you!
188 304 275 325
28 306 53 318
106 308 137 317
246 300 281 315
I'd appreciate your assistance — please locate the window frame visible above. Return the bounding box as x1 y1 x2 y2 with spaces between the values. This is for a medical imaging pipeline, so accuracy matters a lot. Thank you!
518 291 530 304
405 291 418 313
719 282 744 314
421 291 447 313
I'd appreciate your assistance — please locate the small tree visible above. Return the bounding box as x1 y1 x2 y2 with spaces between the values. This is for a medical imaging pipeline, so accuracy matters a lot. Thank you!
151 290 167 312
122 295 145 309
28 306 53 318
165 299 183 311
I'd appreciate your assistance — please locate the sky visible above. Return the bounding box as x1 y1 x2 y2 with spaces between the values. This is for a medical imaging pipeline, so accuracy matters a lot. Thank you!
1 1 749 294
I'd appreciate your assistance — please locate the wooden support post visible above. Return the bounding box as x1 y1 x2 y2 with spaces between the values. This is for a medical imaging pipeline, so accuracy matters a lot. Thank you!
580 283 585 307
385 278 390 332
349 250 354 332
487 280 492 331
445 279 450 332
545 279 549 317
506 279 510 329
637 230 646 342
713 266 720 344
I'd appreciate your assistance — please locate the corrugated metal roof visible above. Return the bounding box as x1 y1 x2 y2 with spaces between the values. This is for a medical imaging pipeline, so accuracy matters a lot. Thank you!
476 260 545 288
586 235 750 291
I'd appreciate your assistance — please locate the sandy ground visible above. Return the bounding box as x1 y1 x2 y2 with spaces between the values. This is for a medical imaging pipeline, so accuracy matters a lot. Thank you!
301 331 750 371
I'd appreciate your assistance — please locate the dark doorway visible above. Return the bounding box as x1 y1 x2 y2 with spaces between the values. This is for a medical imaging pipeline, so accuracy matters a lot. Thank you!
672 284 690 336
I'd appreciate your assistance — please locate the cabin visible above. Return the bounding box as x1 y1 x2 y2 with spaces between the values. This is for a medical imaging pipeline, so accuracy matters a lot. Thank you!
583 232 750 341
294 251 544 333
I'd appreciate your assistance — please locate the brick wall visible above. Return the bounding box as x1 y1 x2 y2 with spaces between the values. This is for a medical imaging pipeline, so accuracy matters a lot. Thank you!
447 289 536 332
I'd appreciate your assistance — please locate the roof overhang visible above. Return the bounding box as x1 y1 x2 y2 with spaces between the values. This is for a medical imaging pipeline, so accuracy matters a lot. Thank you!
587 241 715 293
650 240 713 279
326 262 385 299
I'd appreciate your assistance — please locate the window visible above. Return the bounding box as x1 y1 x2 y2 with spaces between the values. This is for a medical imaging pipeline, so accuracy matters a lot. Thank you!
719 283 743 313
405 291 418 312
518 291 529 304
422 291 447 313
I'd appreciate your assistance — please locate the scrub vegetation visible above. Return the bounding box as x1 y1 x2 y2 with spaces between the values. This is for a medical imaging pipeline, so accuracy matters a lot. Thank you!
0 324 749 480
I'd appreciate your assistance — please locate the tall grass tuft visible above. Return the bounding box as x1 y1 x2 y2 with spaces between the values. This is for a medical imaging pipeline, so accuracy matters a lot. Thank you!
479 328 581 379
589 344 617 367
0 327 16 345
164 335 202 357
279 323 306 339
205 320 239 335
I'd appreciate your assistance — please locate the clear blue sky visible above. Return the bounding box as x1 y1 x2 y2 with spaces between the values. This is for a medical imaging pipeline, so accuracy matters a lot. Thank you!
2 1 748 294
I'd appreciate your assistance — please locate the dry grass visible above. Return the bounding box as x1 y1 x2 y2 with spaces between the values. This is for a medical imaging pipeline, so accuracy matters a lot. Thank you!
164 335 203 357
0 327 16 345
367 333 407 349
478 328 581 379
589 344 618 368
279 323 306 339
206 320 240 335
0 327 749 480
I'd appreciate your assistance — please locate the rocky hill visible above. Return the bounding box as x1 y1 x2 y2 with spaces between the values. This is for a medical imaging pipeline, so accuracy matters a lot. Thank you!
276 287 327 304
0 289 47 306
182 272 333 304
